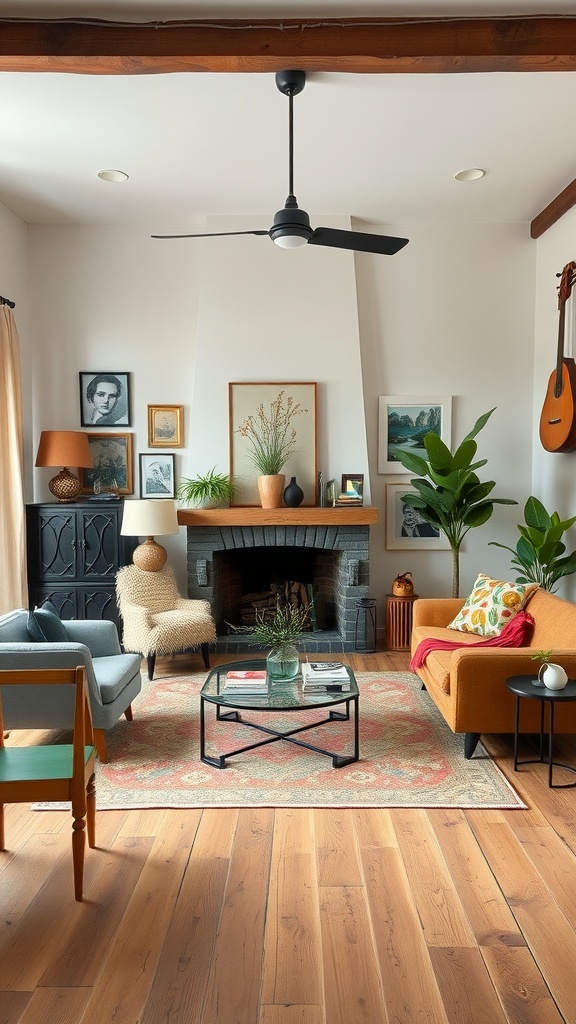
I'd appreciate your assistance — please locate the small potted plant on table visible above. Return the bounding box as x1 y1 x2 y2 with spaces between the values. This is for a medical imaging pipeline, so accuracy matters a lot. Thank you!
176 467 234 509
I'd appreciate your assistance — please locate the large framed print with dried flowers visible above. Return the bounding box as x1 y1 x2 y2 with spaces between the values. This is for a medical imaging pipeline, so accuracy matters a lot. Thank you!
229 381 318 506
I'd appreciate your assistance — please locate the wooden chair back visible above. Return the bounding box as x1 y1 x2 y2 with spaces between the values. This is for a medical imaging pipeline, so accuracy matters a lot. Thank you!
0 666 97 901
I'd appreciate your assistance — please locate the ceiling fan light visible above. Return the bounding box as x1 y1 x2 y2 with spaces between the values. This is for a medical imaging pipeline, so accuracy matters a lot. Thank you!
273 232 309 249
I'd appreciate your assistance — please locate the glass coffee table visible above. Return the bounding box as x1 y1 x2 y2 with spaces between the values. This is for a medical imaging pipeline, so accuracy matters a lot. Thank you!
200 659 359 769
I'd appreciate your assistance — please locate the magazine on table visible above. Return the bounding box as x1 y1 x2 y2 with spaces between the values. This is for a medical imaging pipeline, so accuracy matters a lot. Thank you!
221 669 269 694
301 661 350 690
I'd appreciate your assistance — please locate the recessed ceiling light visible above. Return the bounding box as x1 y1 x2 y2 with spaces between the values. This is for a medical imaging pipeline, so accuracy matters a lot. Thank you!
454 168 486 182
97 169 129 183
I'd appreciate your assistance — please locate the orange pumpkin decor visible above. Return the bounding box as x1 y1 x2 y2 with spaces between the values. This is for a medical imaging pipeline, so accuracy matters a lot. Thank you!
392 572 414 596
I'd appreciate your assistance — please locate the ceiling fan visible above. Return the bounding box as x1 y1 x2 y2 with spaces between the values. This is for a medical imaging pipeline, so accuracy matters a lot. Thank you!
152 70 409 256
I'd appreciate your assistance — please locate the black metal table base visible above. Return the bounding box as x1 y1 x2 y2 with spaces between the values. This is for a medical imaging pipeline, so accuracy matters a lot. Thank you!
200 695 359 769
513 694 576 789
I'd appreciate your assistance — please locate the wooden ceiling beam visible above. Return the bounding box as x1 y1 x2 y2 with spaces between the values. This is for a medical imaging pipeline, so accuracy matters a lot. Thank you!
0 17 576 74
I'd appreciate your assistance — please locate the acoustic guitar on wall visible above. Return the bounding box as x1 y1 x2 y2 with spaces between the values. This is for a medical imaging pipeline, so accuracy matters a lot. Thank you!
539 260 576 453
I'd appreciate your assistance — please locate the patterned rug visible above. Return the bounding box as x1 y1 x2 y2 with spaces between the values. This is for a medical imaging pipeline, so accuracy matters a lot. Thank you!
74 670 524 809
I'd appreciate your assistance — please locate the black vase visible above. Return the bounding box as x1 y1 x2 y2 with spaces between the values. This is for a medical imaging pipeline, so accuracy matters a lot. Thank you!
283 476 304 507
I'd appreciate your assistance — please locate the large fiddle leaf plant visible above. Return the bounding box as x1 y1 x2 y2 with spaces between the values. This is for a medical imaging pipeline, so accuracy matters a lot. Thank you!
490 496 576 592
395 407 517 598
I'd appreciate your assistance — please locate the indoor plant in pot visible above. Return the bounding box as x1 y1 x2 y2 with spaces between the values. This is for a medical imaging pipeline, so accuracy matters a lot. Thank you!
489 496 576 592
235 390 306 508
230 601 311 681
176 467 234 509
530 648 569 690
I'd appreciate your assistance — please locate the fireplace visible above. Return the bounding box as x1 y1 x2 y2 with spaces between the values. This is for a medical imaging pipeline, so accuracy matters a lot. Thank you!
178 507 378 654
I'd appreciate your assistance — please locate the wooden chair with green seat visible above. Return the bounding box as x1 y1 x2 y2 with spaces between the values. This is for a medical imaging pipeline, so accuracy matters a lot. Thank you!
0 666 97 902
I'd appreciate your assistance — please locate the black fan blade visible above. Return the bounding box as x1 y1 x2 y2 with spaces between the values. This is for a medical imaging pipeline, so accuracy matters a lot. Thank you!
308 226 408 256
151 230 270 239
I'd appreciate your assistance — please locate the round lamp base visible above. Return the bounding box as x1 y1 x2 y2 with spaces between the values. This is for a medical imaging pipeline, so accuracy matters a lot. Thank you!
133 538 167 572
49 468 81 502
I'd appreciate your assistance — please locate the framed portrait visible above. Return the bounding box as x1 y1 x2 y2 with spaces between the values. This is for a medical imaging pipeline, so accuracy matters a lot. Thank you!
378 395 452 474
385 482 450 550
79 372 131 428
139 453 176 498
229 381 318 506
78 433 133 495
340 473 364 503
147 404 184 448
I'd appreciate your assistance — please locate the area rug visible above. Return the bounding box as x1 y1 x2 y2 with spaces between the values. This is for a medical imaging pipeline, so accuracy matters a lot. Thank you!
36 671 525 809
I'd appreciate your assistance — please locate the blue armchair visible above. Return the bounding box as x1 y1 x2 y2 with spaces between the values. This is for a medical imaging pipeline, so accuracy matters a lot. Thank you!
0 609 142 762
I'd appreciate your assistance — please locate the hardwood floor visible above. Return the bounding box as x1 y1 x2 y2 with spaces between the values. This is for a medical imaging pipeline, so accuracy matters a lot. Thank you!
2 650 576 1024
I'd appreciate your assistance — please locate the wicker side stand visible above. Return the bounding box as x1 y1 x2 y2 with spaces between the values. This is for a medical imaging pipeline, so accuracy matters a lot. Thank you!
385 594 419 651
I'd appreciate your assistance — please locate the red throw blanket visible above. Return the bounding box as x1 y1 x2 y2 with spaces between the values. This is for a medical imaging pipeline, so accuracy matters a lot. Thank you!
409 609 535 671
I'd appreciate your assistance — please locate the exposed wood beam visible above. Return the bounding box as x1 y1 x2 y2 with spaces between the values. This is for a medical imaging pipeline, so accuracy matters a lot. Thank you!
531 177 576 238
0 17 576 75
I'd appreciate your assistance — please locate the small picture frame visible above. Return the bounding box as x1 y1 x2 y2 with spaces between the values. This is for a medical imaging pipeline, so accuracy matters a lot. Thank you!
79 372 131 427
139 453 176 498
340 474 364 503
378 395 452 474
385 482 450 550
79 433 133 495
147 404 184 448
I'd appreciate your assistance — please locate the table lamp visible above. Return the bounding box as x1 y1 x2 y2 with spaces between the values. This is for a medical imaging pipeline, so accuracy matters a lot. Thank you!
35 430 93 502
120 499 179 571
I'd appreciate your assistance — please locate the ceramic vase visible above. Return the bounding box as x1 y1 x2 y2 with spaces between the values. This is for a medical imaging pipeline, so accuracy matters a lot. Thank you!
283 476 304 508
538 662 569 690
257 474 285 509
266 643 300 682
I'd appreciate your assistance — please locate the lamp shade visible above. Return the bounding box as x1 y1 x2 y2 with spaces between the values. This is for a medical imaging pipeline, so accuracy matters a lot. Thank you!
121 499 179 538
35 430 93 469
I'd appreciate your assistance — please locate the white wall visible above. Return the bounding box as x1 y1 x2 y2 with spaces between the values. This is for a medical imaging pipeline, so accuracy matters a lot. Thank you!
532 206 576 600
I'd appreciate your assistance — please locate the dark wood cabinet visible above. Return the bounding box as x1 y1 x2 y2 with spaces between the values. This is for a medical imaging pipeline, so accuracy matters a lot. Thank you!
26 501 136 627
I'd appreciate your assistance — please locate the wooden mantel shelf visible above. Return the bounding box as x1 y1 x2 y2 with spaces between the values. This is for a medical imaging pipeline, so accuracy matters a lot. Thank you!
178 506 378 527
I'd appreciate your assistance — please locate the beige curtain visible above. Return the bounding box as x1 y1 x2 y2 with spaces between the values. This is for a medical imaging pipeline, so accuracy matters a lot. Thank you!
0 303 27 613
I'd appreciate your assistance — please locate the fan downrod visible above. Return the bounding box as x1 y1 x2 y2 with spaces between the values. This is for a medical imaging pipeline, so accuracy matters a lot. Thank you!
275 70 306 96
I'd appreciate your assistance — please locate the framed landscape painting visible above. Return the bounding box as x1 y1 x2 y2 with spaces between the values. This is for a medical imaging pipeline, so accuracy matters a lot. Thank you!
378 395 452 474
385 482 450 550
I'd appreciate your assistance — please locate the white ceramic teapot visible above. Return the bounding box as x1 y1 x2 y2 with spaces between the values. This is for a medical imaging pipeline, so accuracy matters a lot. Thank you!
538 662 569 690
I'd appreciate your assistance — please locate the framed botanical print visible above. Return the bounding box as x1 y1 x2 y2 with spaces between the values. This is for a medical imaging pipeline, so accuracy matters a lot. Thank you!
229 381 318 506
147 404 184 447
79 372 131 427
378 395 452 474
139 453 176 498
78 433 133 495
385 482 450 550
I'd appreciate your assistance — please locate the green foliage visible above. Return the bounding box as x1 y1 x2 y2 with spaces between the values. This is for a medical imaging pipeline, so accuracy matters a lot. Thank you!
530 649 554 665
228 601 310 648
395 408 517 597
490 496 576 592
176 468 234 507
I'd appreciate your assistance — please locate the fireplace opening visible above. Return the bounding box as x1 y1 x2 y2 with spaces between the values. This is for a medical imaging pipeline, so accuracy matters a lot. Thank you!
213 546 341 636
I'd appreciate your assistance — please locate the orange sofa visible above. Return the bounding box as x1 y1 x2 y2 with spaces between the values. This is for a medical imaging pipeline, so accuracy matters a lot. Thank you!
410 588 576 757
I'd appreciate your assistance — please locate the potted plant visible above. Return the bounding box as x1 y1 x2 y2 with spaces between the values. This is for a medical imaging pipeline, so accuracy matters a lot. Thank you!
394 407 517 598
489 496 576 592
236 390 306 508
176 468 234 509
530 649 569 690
229 601 311 681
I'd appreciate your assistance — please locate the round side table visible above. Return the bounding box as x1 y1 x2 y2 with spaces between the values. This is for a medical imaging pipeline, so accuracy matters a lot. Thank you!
385 594 419 651
506 674 576 789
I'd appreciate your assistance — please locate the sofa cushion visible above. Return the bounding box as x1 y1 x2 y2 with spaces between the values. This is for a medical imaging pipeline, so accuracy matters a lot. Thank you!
447 573 538 637
0 610 31 643
27 604 69 643
93 653 142 704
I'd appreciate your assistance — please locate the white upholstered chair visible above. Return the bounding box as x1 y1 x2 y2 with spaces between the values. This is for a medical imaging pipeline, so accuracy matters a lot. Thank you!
116 564 216 680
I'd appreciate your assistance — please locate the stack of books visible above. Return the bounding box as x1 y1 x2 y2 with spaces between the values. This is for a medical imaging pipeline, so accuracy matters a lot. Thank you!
301 661 351 692
221 669 268 694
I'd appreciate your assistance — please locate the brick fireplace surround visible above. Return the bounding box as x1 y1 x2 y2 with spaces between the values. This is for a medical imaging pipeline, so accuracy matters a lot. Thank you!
178 507 378 654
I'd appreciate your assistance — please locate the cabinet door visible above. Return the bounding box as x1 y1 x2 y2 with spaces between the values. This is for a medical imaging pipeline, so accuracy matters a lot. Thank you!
78 508 121 580
31 508 79 581
77 587 121 626
29 586 79 618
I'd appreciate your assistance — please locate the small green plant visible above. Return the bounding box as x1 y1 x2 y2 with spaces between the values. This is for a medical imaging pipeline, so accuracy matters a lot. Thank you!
236 390 306 475
228 601 311 648
490 496 576 592
176 468 234 508
530 649 554 666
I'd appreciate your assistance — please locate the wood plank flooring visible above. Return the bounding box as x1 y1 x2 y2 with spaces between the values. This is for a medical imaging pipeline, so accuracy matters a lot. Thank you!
1 650 576 1024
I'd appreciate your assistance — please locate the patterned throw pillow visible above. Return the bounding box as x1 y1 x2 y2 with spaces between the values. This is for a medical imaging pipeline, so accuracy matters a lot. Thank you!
447 573 539 637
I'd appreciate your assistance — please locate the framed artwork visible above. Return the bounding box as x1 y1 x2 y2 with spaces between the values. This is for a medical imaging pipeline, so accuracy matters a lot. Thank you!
79 372 131 427
340 473 364 503
385 482 450 550
147 404 184 447
229 381 318 506
79 433 133 495
139 453 176 498
378 395 452 474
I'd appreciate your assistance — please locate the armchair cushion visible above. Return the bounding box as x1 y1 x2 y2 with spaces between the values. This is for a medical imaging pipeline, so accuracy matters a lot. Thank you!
27 605 70 643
